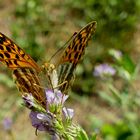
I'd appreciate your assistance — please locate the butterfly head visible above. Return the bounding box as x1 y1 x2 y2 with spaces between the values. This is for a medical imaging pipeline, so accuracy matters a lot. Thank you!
42 62 56 74
42 62 59 90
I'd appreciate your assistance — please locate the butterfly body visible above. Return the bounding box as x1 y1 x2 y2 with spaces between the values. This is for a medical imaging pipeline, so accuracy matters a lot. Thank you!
0 21 97 108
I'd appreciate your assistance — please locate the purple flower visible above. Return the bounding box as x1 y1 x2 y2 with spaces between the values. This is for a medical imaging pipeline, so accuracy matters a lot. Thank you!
29 111 55 134
45 89 69 106
63 107 74 119
3 117 12 131
93 63 116 77
109 49 122 60
29 89 74 135
113 50 122 60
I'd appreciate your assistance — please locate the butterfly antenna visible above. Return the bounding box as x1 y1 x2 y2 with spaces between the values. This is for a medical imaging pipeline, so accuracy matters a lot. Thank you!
53 81 68 89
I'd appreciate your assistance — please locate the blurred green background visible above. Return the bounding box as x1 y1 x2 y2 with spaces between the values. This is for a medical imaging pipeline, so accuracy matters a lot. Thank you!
0 0 140 139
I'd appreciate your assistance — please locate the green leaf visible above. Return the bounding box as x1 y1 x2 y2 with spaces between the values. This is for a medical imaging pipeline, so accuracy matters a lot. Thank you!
90 133 97 140
77 129 89 140
119 54 136 74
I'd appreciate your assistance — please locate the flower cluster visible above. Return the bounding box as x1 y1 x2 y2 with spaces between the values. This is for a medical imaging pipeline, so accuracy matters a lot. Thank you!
93 63 116 78
22 89 75 139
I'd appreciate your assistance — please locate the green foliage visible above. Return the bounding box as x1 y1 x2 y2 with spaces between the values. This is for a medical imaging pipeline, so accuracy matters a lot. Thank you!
76 128 97 140
65 0 140 48
101 117 140 140
0 74 14 88
11 0 50 61
63 0 140 95
91 49 140 140
5 0 140 95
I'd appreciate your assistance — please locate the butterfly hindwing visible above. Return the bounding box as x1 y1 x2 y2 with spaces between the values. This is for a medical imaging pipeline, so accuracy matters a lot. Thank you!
13 68 46 107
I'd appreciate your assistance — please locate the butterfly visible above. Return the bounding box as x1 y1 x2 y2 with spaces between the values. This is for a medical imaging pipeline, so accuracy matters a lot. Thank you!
0 21 97 108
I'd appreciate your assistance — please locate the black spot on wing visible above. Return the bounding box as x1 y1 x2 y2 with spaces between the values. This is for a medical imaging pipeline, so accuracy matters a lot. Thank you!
13 69 18 74
6 46 12 52
79 37 83 43
81 44 85 52
74 52 79 60
74 44 78 52
21 68 27 73
65 51 68 56
14 60 18 66
78 34 82 41
21 53 25 58
0 45 4 50
0 53 4 58
11 45 16 51
68 53 71 60
68 45 71 50
78 44 82 51
24 82 30 89
4 52 10 58
0 35 6 44
29 69 35 75
16 46 21 52
5 60 9 66
78 53 82 60
8 60 12 65
15 54 19 59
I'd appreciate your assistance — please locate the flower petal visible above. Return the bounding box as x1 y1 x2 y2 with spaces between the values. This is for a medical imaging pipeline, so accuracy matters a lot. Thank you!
37 113 51 122
93 63 116 77
30 111 47 131
63 107 74 119
45 89 69 106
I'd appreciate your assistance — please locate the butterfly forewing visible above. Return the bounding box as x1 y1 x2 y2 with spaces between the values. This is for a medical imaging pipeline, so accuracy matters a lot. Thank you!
0 32 46 108
50 21 97 93
0 33 41 72
60 21 96 65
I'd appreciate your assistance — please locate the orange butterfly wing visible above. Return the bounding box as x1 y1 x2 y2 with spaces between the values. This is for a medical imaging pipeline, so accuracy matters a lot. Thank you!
50 21 97 93
0 33 41 72
61 21 97 65
0 33 46 108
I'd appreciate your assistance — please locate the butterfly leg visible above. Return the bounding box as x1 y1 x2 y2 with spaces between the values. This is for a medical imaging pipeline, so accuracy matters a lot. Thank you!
53 80 68 89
